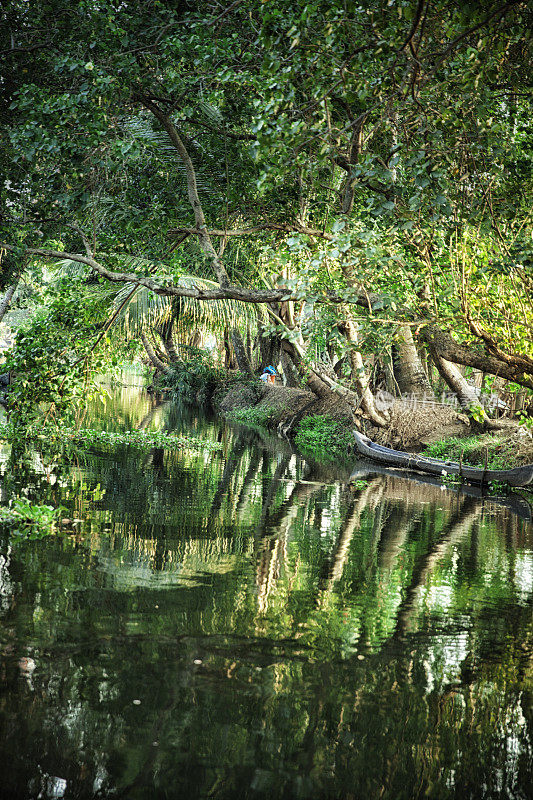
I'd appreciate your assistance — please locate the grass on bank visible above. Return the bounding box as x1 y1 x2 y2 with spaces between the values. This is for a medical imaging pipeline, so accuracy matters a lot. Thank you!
226 405 280 428
294 415 353 461
421 433 530 471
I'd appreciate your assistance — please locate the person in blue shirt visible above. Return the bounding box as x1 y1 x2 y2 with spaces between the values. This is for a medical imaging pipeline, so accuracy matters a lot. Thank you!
260 366 277 384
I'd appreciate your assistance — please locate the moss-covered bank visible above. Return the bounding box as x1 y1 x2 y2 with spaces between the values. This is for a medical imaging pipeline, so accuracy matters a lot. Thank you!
217 383 533 474
217 382 355 458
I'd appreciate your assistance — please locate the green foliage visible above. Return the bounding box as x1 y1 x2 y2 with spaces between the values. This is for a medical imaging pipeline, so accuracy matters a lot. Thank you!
517 411 533 433
1 0 532 414
3 279 119 430
63 427 222 453
350 479 369 491
0 497 63 539
161 348 227 404
226 405 279 428
295 415 352 459
0 421 222 453
422 435 515 471
161 347 265 408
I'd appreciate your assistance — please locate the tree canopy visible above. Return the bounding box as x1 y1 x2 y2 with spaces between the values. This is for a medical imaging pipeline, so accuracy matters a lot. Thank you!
1 0 532 425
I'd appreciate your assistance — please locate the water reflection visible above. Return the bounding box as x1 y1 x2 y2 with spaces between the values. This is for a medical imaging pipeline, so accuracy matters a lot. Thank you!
0 380 532 799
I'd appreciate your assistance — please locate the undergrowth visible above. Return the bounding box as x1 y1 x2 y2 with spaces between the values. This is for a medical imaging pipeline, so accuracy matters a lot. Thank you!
226 405 279 428
295 415 352 460
422 434 512 470
158 347 226 404
159 347 261 407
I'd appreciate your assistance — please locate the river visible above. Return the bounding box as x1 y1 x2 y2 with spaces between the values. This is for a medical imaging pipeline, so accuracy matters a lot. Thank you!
0 376 532 799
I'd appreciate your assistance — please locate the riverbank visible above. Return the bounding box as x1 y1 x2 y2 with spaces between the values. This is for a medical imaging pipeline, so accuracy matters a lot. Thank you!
214 380 533 473
421 429 533 472
2 367 532 800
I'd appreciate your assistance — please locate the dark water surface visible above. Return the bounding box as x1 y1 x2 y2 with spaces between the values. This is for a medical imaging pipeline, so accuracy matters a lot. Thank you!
0 380 532 799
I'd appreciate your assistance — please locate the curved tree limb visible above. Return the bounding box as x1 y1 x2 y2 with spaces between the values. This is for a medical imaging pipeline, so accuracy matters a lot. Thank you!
421 324 533 390
2 244 530 393
138 97 231 287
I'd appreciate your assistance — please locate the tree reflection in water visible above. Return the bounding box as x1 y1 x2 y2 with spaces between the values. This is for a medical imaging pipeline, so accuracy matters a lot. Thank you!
0 389 531 799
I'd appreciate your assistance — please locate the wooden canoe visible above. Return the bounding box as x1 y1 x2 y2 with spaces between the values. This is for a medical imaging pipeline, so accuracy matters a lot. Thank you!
353 431 533 488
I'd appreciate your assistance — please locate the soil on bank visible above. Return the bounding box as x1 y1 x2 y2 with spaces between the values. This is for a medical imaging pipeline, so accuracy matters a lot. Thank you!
214 380 533 470
216 381 469 447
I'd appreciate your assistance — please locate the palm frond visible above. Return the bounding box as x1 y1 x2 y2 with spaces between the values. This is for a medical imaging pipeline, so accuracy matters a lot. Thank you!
112 272 260 338
120 115 226 193
48 250 264 338
114 283 173 337
197 100 224 126
174 274 260 330
49 259 119 303
52 258 90 279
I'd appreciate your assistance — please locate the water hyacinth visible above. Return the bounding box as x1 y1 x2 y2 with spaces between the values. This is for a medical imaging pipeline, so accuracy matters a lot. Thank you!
0 422 222 453
60 427 223 452
0 497 65 540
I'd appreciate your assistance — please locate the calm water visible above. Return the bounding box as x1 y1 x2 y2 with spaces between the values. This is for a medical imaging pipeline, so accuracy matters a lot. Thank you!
0 379 532 799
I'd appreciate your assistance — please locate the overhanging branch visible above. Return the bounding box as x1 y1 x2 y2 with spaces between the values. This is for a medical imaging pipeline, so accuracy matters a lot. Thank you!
167 223 334 241
3 242 531 390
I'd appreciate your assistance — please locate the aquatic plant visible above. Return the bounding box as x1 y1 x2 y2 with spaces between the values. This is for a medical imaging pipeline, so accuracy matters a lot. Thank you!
0 423 222 453
0 497 64 539
59 427 223 452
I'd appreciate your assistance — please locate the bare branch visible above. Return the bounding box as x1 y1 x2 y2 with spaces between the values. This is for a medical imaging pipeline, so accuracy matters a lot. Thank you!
138 97 232 286
0 243 383 308
0 243 281 303
67 223 93 259
213 0 244 24
167 223 334 241
186 117 255 141
432 1 524 67
400 0 427 52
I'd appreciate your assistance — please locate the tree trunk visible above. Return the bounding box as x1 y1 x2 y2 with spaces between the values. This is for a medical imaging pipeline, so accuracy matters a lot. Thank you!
258 325 281 374
430 348 497 430
432 351 480 407
230 328 253 374
189 328 204 348
281 330 388 427
383 347 399 396
159 319 180 364
394 324 434 399
163 332 180 364
282 341 334 399
141 330 172 375
333 356 349 378
224 328 237 369
342 318 389 427
280 347 302 388
245 325 253 369
422 323 533 391
0 275 21 325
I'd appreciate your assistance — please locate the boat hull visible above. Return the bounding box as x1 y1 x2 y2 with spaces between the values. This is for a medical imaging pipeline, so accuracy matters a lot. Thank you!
353 432 533 488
